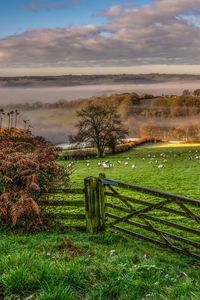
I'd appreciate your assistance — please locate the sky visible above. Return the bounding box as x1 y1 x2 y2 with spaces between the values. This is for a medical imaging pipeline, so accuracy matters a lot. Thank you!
1 0 200 76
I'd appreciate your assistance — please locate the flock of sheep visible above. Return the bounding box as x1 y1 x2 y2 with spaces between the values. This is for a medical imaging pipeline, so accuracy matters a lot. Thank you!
66 148 200 171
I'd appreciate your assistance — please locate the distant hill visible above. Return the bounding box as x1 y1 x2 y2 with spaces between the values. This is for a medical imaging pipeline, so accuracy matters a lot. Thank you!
1 73 200 88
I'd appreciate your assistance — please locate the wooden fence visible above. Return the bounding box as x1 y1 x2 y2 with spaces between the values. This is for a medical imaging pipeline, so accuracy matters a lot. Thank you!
39 175 200 259
38 188 86 231
84 175 200 259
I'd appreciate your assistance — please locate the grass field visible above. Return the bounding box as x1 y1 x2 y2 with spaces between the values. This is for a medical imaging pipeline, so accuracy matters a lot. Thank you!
1 143 200 300
65 142 200 199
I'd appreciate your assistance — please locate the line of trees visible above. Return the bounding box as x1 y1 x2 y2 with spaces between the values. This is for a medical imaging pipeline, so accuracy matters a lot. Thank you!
139 123 200 141
0 108 33 131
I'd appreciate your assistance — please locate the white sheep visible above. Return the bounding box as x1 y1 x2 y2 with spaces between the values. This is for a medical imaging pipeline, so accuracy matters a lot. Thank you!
102 162 111 168
158 164 164 168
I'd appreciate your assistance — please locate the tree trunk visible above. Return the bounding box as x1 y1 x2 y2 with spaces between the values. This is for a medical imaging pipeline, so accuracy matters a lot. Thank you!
97 146 104 157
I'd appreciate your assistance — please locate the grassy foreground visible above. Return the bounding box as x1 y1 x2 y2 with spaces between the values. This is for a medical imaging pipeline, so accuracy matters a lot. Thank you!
1 143 200 300
1 230 200 300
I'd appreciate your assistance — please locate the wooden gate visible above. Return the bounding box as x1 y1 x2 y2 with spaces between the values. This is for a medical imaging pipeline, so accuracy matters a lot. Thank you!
84 175 200 259
38 188 86 231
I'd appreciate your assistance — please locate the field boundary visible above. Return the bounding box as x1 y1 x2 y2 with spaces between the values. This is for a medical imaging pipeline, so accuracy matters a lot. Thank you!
39 176 200 259
84 175 200 259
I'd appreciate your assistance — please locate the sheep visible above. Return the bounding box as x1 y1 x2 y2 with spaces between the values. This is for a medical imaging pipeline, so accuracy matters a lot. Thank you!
158 164 164 168
102 161 112 168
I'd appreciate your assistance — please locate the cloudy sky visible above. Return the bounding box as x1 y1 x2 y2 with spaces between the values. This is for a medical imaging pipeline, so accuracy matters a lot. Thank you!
1 0 200 76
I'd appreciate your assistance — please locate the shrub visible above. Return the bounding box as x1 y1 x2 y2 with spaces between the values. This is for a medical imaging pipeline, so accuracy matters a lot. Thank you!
0 134 69 230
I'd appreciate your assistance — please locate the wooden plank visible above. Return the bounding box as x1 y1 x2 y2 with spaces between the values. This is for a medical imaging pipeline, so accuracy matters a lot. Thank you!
58 225 86 232
111 225 200 260
107 213 200 249
102 179 200 207
44 188 84 195
38 200 84 207
177 202 200 224
105 192 188 218
141 214 200 236
45 213 85 219
109 199 174 226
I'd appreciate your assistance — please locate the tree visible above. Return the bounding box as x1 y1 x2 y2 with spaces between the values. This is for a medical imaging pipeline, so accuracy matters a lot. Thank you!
0 109 5 130
71 103 128 157
193 89 200 97
14 109 20 128
139 123 161 140
182 89 191 96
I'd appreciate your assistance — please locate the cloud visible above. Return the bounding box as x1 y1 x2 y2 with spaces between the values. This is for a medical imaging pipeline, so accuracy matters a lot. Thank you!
98 5 123 17
19 0 79 12
97 3 138 18
177 13 200 28
2 0 200 70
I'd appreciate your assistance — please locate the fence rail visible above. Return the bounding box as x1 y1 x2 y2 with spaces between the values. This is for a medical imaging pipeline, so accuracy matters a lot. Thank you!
38 176 200 259
39 188 85 230
102 178 200 207
83 175 200 259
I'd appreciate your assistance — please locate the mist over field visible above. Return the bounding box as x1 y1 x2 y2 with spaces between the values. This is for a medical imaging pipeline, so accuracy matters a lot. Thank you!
1 80 200 144
1 80 200 105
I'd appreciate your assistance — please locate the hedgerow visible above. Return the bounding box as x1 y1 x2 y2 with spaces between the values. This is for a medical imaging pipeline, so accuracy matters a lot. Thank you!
60 138 156 160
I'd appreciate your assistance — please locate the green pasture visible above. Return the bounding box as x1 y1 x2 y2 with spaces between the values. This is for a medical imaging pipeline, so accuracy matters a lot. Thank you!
1 143 200 300
61 143 200 199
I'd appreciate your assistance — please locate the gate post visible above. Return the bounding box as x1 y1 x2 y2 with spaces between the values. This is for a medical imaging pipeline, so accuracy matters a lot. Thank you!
84 174 106 233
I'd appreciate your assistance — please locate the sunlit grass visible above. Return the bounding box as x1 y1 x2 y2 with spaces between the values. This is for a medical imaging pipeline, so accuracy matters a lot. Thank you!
151 142 200 148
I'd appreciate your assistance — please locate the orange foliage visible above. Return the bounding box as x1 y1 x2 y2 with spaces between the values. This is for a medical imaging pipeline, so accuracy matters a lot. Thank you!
0 134 68 230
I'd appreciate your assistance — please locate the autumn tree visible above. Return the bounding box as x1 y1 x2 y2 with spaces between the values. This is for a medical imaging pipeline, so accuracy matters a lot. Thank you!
182 89 191 96
193 89 200 96
71 103 128 157
139 123 162 140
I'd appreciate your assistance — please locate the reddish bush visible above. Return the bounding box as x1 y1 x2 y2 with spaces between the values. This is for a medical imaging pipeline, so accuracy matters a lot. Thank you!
0 135 69 230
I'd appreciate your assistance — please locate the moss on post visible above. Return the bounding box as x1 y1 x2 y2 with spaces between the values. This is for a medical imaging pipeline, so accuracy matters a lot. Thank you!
84 174 106 233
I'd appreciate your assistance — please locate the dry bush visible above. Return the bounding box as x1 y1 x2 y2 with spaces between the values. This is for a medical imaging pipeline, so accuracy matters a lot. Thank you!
0 133 69 230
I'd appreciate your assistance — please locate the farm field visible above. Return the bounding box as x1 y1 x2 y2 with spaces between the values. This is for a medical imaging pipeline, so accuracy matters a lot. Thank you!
64 143 200 199
1 143 200 300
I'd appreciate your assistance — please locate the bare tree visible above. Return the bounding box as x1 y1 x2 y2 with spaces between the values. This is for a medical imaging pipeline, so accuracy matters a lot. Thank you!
23 119 30 131
71 103 128 157
0 109 5 130
10 111 15 128
14 109 20 128
7 112 11 129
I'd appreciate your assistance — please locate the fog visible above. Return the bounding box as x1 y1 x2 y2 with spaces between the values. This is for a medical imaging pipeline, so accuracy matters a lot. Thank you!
1 81 200 105
1 81 200 144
